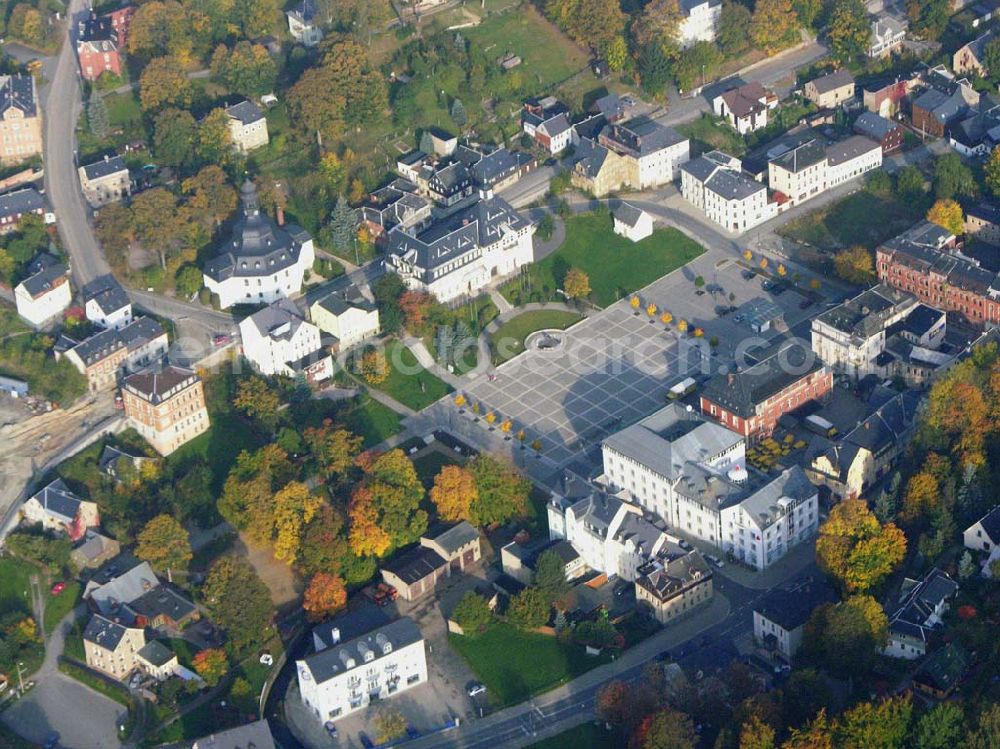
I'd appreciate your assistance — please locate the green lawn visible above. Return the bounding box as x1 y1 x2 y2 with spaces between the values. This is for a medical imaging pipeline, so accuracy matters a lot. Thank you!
449 624 612 706
44 581 81 635
777 189 927 251
336 394 403 446
529 723 617 749
677 113 746 156
373 340 453 411
0 557 35 617
58 660 131 707
412 448 463 490
490 310 583 364
501 213 705 308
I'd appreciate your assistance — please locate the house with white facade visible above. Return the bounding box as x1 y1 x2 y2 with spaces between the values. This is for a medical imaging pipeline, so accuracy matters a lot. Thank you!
965 506 1000 555
679 0 722 48
547 481 671 582
753 581 837 662
680 151 774 234
297 615 427 724
310 286 380 350
78 154 130 208
635 545 714 624
83 613 145 681
203 180 314 309
884 568 958 659
601 404 819 570
769 136 881 207
612 202 653 242
598 118 690 188
83 275 132 330
239 298 332 382
286 0 323 46
825 135 883 188
15 253 71 327
386 196 533 303
225 100 269 152
713 82 778 133
868 16 906 58
22 478 100 541
522 97 576 154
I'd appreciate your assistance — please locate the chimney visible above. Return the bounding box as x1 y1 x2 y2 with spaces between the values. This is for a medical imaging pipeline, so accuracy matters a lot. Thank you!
276 206 285 226
728 373 735 386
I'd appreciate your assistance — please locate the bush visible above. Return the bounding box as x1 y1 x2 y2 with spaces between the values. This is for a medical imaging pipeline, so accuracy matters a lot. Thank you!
452 591 493 636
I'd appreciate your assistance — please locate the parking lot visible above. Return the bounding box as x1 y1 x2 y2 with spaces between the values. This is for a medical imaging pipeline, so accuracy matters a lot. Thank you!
461 253 818 474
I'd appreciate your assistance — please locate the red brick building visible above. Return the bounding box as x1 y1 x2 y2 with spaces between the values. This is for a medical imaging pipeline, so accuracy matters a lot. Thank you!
76 6 134 82
700 347 834 444
877 221 1000 326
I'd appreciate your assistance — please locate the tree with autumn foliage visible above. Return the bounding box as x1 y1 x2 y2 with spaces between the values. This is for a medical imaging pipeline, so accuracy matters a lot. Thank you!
749 0 798 55
544 0 626 54
303 420 363 481
430 465 478 522
357 348 389 385
218 444 295 544
348 449 427 557
630 0 684 54
233 376 282 432
833 245 875 284
139 57 193 112
926 199 965 236
563 267 590 300
135 514 191 578
303 572 348 622
272 481 323 563
739 714 777 749
902 470 940 524
802 594 888 678
192 648 228 686
203 555 273 652
816 499 906 594
633 707 696 749
468 453 530 527
210 41 277 98
837 694 912 748
398 290 434 332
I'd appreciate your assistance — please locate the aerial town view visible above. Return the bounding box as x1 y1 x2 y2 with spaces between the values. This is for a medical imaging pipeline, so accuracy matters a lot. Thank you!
2 0 1000 747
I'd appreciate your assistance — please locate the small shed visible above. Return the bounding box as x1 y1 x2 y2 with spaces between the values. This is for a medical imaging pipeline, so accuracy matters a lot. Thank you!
0 375 28 398
612 202 653 242
742 298 784 334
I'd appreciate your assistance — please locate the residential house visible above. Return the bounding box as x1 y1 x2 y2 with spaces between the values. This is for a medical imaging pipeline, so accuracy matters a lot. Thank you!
912 642 969 698
128 584 199 629
596 118 690 189
14 253 71 327
83 614 145 681
102 4 135 48
191 720 277 749
547 483 671 581
863 76 917 118
386 196 534 303
948 106 1000 157
0 74 42 165
121 365 210 456
403 156 474 207
203 180 314 309
419 521 481 575
136 640 179 681
22 479 100 541
78 154 130 208
358 179 431 242
753 582 837 661
0 187 47 233
396 151 427 183
911 75 980 138
309 286 380 350
570 137 631 197
635 545 714 625
868 16 907 57
454 144 535 192
826 135 883 187
965 202 1000 245
678 0 722 47
805 389 921 501
76 14 123 81
522 97 575 154
286 0 323 47
380 546 448 601
699 346 834 443
964 506 1000 554
713 82 778 134
612 202 653 242
99 444 154 481
296 617 427 724
768 136 882 207
501 538 586 586
71 529 121 570
83 275 132 330
84 558 198 629
884 568 958 659
853 111 904 153
59 317 169 392
225 100 269 152
967 0 1000 28
425 127 458 157
594 93 625 123
680 151 773 234
239 298 332 382
804 70 855 109
85 559 159 615
877 220 1000 327
955 31 995 76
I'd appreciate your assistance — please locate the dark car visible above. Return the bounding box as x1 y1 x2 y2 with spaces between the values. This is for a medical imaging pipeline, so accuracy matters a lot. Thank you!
769 283 787 296
406 726 420 739
742 270 757 281
360 733 374 749
324 722 338 739
43 733 59 749
799 298 814 309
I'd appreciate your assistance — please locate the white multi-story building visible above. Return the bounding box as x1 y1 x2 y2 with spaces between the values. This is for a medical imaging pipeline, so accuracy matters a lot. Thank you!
83 275 132 330
769 136 881 206
286 0 323 46
680 151 775 234
309 286 380 350
547 482 671 582
679 0 722 47
386 196 534 303
868 16 906 58
601 404 819 570
203 180 314 309
239 298 331 382
297 617 427 724
14 254 71 327
225 100 269 152
753 581 837 661
825 135 883 188
599 119 690 188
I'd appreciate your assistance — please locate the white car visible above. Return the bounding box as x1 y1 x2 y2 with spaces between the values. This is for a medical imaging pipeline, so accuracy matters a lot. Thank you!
705 554 725 569
468 683 487 697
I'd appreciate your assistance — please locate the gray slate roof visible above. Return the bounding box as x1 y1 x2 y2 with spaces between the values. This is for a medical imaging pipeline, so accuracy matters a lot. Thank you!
19 254 68 299
738 466 817 529
809 69 854 95
83 613 134 651
226 99 265 126
0 74 36 117
971 506 1000 545
602 118 685 156
30 478 84 524
854 111 898 140
129 584 196 623
300 617 423 684
381 545 447 584
87 560 159 614
754 581 837 631
315 285 376 316
613 202 645 228
770 139 826 173
826 135 880 166
83 275 130 316
82 155 127 182
0 187 44 221
423 521 479 556
705 167 765 201
702 344 822 418
123 365 198 404
245 298 307 340
190 719 277 749
137 640 175 667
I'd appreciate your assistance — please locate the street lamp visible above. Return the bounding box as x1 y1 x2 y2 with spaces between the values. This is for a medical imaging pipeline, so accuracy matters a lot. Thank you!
16 661 25 695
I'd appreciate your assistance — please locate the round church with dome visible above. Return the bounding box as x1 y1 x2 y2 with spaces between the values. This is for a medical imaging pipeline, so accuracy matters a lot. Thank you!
202 179 315 309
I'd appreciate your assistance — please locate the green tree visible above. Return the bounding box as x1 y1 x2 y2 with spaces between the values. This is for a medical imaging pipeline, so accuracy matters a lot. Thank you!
545 0 626 53
792 0 823 29
373 707 408 745
630 0 683 54
175 264 203 296
350 449 427 554
196 108 235 168
507 587 550 630
985 148 1000 198
749 0 798 54
905 0 950 41
827 0 870 63
451 591 493 636
635 707 696 749
153 107 197 169
87 96 109 142
233 376 281 432
968 704 1000 749
450 98 467 127
958 550 976 579
637 42 673 96
606 35 628 72
934 153 977 200
210 41 277 97
139 56 193 112
984 37 1000 84
671 41 722 92
533 549 571 607
803 595 888 678
913 702 966 749
836 694 912 749
202 555 273 652
302 420 363 480
468 453 530 527
816 498 907 593
718 1 752 55
896 165 926 197
833 245 875 284
327 196 357 254
135 515 192 577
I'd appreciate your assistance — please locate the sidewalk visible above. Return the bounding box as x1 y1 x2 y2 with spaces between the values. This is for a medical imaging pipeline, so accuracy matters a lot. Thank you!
713 539 818 590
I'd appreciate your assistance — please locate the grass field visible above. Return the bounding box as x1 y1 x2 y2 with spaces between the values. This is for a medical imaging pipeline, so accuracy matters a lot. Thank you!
529 723 617 749
0 557 35 617
501 213 705 308
44 581 81 635
490 310 583 364
449 624 611 706
334 393 403 445
373 340 453 411
777 190 926 250
677 113 746 157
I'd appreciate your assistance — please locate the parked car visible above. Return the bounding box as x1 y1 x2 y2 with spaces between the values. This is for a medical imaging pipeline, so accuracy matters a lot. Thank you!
359 733 374 749
799 298 814 309
677 539 692 551
742 270 757 281
468 682 487 697
770 283 787 296
405 726 420 739
705 554 725 569
761 279 774 291
376 582 398 601
49 582 66 596
733 313 745 324
324 722 338 739
212 333 232 347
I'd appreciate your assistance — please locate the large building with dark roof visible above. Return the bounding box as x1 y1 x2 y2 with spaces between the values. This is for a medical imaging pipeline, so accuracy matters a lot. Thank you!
884 568 958 659
680 150 774 233
296 616 427 724
753 581 837 660
386 195 533 303
0 186 46 233
78 154 130 208
121 365 210 455
82 613 145 680
380 545 449 601
0 74 42 165
203 179 315 309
